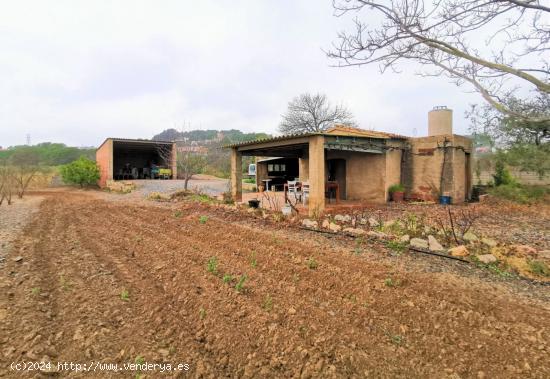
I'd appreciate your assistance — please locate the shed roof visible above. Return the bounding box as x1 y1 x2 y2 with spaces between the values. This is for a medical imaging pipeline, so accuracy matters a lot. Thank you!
97 137 174 150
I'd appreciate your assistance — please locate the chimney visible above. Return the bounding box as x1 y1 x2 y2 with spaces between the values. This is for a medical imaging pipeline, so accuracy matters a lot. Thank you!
428 106 453 136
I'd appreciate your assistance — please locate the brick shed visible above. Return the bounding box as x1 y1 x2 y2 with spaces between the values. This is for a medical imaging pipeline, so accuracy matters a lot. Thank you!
96 138 177 187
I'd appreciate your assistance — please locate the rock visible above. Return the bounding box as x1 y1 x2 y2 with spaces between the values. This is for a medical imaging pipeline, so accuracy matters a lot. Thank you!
428 235 445 252
367 230 388 239
539 250 550 260
301 219 318 229
343 228 366 237
334 214 351 223
449 245 469 257
463 232 478 243
158 348 170 357
329 223 342 232
481 238 497 247
410 238 428 250
368 218 379 227
321 219 330 229
477 254 497 264
13 256 23 262
288 308 296 315
399 235 410 243
508 245 537 258
359 218 368 225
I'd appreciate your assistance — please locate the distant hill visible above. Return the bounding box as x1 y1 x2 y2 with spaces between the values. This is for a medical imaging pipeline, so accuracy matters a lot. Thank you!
152 129 271 144
0 143 96 165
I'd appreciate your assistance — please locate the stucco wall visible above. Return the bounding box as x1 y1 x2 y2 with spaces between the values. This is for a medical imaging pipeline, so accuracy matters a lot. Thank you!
325 150 387 202
406 135 472 203
96 139 113 188
385 149 402 201
298 158 309 181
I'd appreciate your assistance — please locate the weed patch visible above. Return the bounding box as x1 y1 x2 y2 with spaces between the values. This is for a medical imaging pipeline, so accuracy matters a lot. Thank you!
384 277 402 287
249 252 257 268
306 257 318 270
222 274 233 283
529 260 550 277
386 240 407 255
120 289 130 301
206 257 218 275
235 274 247 292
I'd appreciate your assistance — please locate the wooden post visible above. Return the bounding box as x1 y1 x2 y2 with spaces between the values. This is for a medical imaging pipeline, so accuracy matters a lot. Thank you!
231 148 242 202
308 135 325 216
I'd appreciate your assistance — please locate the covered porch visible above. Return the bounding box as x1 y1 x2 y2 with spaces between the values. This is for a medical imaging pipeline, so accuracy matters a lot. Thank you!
228 128 402 216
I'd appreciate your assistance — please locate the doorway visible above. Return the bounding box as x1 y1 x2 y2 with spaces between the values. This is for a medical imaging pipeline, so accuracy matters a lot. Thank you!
327 159 346 200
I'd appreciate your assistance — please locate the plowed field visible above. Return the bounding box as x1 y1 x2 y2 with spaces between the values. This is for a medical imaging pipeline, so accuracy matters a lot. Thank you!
1 191 549 378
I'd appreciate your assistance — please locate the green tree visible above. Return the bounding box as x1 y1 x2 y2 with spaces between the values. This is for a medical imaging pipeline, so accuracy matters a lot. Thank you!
468 94 549 177
60 157 100 187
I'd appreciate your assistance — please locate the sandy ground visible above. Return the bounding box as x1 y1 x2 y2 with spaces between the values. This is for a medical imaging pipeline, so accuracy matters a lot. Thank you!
0 190 549 378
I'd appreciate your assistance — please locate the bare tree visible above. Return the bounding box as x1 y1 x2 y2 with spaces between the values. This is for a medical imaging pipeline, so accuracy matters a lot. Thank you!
157 145 207 191
0 164 15 205
9 149 42 199
328 0 550 124
279 93 355 135
176 152 207 190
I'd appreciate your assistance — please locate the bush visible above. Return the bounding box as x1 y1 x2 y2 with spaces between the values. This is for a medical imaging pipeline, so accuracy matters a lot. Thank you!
60 157 100 187
493 160 515 186
489 184 548 204
388 183 405 193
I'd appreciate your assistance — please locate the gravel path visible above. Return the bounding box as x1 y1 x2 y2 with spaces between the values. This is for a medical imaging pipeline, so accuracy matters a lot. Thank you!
0 196 43 263
127 178 229 198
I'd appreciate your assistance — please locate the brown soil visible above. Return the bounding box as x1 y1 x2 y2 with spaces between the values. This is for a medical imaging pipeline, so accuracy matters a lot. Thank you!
1 190 549 378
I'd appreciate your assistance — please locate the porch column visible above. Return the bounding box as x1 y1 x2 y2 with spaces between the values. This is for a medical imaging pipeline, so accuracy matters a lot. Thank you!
230 148 242 202
308 135 325 216
171 142 178 179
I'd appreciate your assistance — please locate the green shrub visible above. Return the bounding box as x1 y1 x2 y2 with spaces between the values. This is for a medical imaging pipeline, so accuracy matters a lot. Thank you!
388 183 405 193
493 160 515 186
60 157 100 187
489 184 548 204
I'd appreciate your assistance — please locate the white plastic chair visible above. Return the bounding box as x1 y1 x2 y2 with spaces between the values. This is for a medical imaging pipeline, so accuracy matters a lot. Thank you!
301 182 310 205
287 180 301 202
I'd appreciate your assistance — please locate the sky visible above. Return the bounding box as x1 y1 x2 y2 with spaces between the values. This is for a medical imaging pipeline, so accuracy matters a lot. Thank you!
0 0 483 148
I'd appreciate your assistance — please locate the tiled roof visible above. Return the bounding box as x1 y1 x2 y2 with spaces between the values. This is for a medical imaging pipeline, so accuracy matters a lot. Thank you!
224 125 407 148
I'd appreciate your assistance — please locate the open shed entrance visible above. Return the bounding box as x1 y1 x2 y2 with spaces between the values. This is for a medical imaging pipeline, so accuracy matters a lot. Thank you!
113 140 173 180
256 157 299 191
